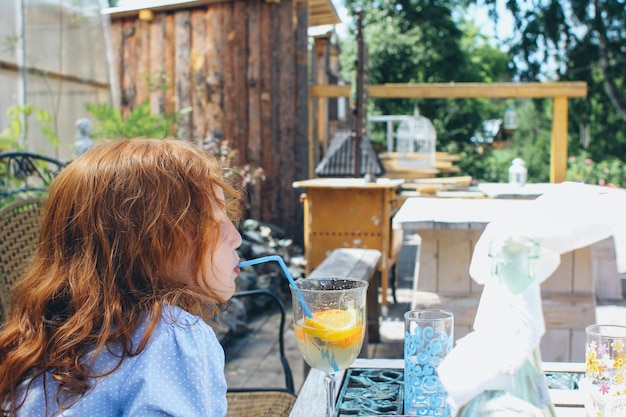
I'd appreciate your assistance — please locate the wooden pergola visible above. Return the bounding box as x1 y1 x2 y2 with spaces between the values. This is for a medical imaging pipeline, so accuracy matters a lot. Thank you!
310 81 588 183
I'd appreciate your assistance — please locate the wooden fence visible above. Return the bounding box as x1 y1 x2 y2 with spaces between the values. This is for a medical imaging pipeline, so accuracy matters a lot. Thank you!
107 0 310 240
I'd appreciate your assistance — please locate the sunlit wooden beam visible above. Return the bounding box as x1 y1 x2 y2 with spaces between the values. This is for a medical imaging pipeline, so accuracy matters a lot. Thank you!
310 82 587 99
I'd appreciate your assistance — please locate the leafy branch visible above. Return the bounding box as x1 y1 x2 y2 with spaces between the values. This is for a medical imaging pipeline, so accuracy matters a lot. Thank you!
0 105 60 151
85 101 191 139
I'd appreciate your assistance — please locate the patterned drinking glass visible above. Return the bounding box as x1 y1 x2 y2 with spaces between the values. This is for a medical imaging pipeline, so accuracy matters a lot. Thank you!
583 324 626 417
404 309 454 417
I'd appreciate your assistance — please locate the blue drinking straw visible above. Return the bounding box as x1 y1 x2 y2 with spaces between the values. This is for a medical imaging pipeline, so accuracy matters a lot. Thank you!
238 255 312 318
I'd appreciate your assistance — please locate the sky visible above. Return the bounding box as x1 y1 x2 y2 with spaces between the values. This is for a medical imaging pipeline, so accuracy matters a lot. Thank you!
464 2 515 46
316 0 515 49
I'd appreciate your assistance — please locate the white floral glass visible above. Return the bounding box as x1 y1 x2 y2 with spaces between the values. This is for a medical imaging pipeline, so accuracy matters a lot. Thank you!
583 324 626 417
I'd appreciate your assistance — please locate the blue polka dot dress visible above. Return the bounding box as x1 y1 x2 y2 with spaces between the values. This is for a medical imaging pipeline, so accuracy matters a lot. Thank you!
17 306 227 416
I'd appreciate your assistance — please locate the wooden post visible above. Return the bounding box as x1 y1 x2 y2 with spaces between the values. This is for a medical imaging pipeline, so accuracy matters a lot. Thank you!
149 14 166 115
164 14 176 115
174 11 192 141
247 0 262 162
308 97 315 179
204 5 225 139
313 36 329 151
551 96 568 183
190 9 207 144
136 19 150 105
352 9 365 178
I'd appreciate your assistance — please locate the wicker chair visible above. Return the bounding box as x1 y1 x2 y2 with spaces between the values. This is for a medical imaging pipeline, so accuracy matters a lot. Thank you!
226 289 297 417
0 197 45 318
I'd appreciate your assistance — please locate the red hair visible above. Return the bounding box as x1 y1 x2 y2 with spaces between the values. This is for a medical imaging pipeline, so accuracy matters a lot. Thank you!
0 139 243 414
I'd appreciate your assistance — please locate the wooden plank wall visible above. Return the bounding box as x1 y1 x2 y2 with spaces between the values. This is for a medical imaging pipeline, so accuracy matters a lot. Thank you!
410 227 597 361
109 0 309 241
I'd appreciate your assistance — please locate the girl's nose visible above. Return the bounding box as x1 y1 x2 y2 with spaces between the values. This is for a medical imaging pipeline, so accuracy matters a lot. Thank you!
232 223 243 248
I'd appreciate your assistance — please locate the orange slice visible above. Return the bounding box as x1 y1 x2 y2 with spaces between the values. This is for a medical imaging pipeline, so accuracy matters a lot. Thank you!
302 309 361 343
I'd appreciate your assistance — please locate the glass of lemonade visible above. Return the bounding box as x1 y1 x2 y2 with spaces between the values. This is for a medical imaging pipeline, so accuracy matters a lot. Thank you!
291 277 368 417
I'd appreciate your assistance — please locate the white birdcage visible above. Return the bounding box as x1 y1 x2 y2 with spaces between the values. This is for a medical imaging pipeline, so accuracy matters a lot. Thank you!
396 108 436 167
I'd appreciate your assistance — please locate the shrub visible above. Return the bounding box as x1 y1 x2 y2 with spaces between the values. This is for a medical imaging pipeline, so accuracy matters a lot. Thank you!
566 151 625 188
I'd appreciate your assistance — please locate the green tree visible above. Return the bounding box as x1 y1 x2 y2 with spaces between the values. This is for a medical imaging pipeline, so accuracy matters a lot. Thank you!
338 0 626 186
340 1 512 152
481 0 626 172
84 101 189 140
0 105 60 151
339 0 514 183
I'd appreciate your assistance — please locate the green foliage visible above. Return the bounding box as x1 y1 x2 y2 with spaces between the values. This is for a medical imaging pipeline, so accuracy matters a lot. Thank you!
454 98 626 189
36 109 60 147
85 101 190 139
566 152 626 188
84 100 265 198
566 62 626 163
0 105 59 151
1 34 19 54
505 99 552 182
338 1 625 186
340 0 513 152
0 107 28 150
446 99 552 183
482 0 626 173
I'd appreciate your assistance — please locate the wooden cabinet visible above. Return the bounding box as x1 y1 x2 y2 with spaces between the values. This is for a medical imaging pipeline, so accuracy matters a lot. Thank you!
293 178 404 309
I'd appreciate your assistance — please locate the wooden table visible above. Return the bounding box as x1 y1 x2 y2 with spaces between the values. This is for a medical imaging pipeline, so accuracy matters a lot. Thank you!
290 358 586 417
293 178 405 310
475 182 558 199
391 196 607 362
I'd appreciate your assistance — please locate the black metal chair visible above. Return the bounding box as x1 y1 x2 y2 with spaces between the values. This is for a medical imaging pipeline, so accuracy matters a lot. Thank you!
0 151 66 203
226 289 296 417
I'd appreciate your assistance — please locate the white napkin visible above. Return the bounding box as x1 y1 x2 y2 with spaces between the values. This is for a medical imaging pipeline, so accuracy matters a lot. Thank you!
438 182 626 412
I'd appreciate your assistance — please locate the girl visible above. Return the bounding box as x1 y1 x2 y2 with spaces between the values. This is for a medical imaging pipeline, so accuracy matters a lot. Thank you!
0 139 244 416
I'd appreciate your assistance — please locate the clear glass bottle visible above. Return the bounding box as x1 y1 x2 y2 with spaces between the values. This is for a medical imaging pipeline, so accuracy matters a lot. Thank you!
456 236 556 417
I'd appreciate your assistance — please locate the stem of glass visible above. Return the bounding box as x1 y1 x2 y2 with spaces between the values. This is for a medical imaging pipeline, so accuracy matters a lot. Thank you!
324 372 336 417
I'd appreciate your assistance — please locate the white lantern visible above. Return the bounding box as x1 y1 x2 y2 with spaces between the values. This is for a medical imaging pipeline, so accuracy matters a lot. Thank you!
508 158 527 186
